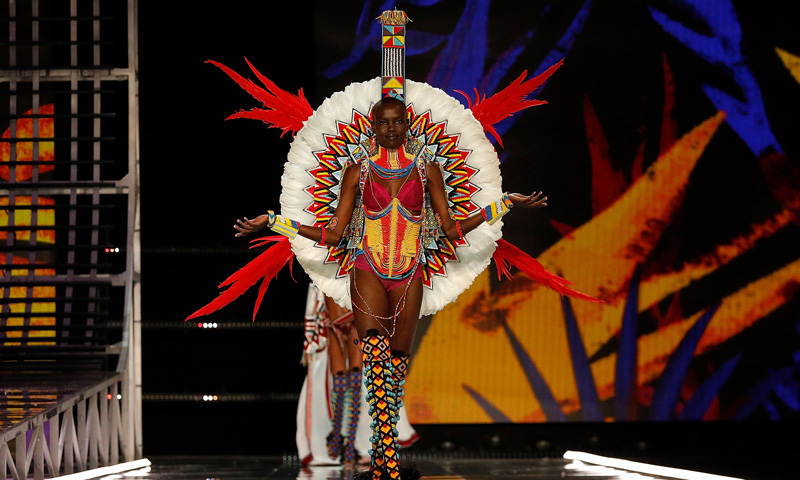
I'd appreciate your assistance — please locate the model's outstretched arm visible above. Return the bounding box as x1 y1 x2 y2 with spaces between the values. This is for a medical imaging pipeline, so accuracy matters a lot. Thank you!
425 162 547 243
233 165 360 245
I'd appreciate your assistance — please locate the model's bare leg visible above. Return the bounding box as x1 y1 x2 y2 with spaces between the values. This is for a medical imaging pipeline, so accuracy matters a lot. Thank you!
386 277 423 356
347 326 363 371
326 296 350 373
343 327 364 465
351 267 390 337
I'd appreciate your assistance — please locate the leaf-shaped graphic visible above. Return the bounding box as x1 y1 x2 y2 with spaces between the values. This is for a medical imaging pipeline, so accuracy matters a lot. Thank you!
649 304 719 420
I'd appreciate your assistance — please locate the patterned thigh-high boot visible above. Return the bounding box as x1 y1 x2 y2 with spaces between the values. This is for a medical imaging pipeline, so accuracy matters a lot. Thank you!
360 330 401 480
389 351 409 431
343 368 361 465
390 352 410 463
326 371 347 460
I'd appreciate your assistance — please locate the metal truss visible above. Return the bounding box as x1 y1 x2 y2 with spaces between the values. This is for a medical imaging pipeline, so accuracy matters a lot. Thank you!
0 376 134 480
0 0 142 477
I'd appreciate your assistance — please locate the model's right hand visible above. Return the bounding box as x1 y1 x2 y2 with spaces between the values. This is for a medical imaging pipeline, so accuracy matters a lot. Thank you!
234 214 271 237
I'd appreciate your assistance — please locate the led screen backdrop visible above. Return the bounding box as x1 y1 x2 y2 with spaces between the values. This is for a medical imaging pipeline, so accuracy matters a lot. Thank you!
1 106 56 346
313 0 800 423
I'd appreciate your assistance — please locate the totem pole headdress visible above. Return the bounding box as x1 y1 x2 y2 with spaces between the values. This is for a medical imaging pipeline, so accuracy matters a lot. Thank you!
188 9 596 322
378 9 410 101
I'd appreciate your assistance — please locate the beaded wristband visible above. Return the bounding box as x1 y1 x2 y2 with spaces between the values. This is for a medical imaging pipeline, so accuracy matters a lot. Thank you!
319 226 327 245
481 193 513 225
268 211 301 239
455 220 464 240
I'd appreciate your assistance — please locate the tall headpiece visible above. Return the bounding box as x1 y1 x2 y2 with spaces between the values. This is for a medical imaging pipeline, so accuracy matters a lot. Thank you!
378 9 411 101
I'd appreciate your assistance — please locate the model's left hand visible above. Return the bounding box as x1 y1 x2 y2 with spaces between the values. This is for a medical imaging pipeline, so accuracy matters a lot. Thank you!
509 191 547 209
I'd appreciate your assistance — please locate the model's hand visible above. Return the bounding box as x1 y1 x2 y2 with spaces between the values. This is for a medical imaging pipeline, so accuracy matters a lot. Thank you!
234 214 271 237
509 191 547 209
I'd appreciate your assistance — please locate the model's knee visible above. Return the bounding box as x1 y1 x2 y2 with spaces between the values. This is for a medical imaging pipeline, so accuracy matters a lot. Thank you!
359 329 391 362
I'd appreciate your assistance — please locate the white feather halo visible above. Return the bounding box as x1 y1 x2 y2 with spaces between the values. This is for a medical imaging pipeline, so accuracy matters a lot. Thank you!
282 77 505 317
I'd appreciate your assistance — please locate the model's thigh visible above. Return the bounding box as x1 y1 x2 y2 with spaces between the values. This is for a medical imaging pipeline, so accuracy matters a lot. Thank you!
387 276 423 355
346 327 363 370
324 296 348 373
350 267 390 338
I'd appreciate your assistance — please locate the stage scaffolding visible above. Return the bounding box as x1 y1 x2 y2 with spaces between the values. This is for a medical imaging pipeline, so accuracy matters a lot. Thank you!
0 1 142 478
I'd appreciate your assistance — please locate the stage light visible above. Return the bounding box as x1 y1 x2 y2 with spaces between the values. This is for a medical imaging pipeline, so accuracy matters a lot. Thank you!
117 394 122 399
107 394 112 400
55 458 151 480
563 451 744 480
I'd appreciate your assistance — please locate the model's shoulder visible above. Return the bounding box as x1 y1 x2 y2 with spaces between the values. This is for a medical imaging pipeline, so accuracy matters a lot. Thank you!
341 162 362 183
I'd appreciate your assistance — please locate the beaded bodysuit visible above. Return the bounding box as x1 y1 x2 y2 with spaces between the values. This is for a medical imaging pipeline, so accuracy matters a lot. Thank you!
353 145 426 291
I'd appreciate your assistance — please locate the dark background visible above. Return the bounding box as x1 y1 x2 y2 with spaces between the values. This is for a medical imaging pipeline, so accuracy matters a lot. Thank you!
136 2 799 478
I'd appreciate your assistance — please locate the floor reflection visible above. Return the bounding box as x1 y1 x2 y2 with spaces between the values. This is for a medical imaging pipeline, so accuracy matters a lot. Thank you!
295 465 354 480
97 455 738 480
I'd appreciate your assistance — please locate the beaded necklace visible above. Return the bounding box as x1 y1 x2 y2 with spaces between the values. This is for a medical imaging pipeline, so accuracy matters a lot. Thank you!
369 146 415 180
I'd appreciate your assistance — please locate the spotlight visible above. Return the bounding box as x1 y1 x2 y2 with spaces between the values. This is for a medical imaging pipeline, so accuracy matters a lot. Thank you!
54 459 151 480
563 451 744 480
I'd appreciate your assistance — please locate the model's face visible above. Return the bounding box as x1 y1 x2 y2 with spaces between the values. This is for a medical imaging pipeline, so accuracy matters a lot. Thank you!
372 101 408 150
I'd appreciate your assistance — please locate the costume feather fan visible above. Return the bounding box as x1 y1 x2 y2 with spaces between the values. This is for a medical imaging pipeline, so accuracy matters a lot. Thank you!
206 58 314 137
186 236 295 322
456 59 564 147
492 239 601 302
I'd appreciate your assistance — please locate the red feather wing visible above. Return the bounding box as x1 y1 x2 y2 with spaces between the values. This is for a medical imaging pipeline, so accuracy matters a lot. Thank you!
492 239 601 303
186 236 295 322
466 59 564 147
206 58 314 138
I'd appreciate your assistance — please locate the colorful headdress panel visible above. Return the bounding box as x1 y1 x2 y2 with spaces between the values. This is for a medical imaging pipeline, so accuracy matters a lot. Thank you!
378 9 410 101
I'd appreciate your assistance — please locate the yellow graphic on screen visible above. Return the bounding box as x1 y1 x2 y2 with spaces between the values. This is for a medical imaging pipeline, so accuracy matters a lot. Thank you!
1 105 56 346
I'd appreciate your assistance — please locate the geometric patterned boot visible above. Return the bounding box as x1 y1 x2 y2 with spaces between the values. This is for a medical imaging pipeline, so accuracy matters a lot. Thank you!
360 330 401 480
389 351 410 449
326 371 347 460
343 368 362 465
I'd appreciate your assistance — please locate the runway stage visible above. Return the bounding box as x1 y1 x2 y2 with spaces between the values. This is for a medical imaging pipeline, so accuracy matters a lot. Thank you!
106 454 750 480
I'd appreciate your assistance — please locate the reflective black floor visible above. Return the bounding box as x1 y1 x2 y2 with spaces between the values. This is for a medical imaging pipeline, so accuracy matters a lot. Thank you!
120 455 746 480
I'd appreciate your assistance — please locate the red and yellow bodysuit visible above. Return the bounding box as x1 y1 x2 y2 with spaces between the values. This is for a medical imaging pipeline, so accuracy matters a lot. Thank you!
352 145 426 291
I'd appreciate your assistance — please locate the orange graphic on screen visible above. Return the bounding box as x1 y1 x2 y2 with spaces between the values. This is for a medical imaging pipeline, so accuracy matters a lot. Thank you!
405 55 800 422
1 104 56 346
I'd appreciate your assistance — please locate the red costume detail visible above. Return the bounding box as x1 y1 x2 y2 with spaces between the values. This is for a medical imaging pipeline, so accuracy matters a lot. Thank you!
186 236 295 321
492 239 602 303
206 58 313 138
362 173 423 213
455 58 564 147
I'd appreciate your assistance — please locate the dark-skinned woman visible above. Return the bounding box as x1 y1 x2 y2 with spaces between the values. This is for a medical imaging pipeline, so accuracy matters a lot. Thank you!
234 97 546 480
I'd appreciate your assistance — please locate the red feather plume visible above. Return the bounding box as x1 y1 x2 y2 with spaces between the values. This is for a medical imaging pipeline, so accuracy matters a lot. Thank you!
455 59 564 147
186 236 295 322
206 58 314 138
492 239 601 303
